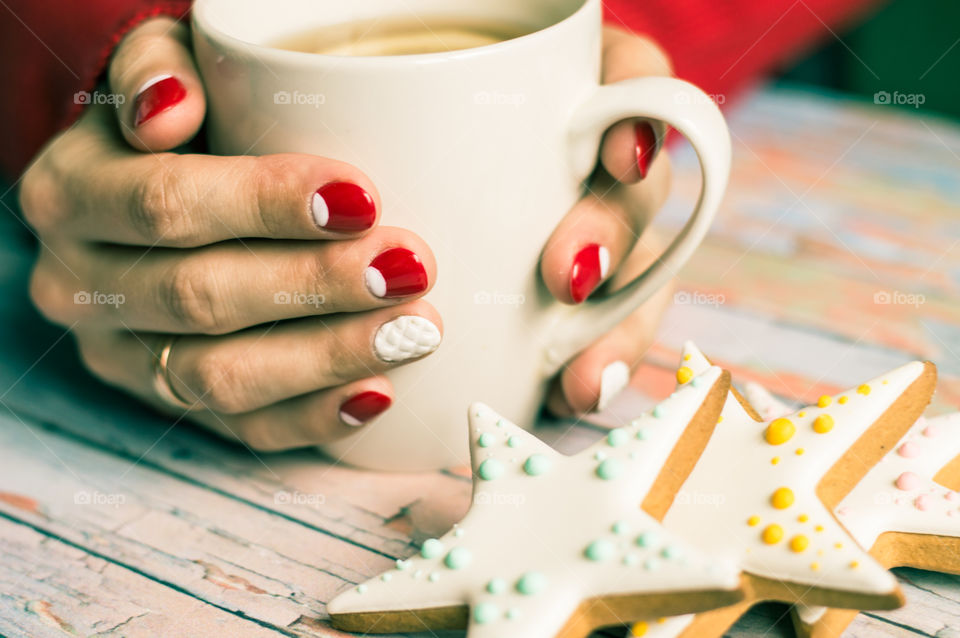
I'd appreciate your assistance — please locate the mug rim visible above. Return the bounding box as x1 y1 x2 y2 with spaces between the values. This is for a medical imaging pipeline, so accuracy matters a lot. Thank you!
192 0 596 66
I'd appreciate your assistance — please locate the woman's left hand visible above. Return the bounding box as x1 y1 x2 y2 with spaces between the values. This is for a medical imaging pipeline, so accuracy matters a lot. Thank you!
541 25 677 416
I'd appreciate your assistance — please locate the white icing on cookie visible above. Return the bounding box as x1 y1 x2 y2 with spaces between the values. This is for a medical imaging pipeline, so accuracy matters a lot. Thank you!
666 342 911 596
328 366 741 637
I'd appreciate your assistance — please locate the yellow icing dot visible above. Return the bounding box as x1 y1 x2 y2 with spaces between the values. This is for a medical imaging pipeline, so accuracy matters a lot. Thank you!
850 560 860 568
797 411 806 418
882 380 889 385
676 366 694 384
813 414 834 434
771 487 795 509
771 456 780 465
798 513 809 523
657 618 667 624
762 524 784 545
815 525 824 532
765 418 796 445
631 621 649 636
817 395 832 408
834 542 843 549
683 354 691 362
747 515 761 527
838 396 849 405
718 415 724 423
810 562 821 571
817 549 825 556
857 384 871 396
795 448 805 456
789 535 809 553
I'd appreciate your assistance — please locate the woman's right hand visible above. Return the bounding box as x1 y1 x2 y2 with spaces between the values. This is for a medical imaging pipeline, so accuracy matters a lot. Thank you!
19 17 441 451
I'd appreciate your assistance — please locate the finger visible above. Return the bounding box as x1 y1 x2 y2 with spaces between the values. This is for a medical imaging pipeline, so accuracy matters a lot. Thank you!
46 134 382 245
55 227 435 334
108 17 205 151
546 229 673 416
191 376 396 451
598 26 673 184
74 300 442 415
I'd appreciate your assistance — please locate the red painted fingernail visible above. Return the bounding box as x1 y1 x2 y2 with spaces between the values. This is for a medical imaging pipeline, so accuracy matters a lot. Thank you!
365 247 428 299
569 244 610 304
312 182 377 232
134 75 187 127
339 391 392 426
635 121 659 179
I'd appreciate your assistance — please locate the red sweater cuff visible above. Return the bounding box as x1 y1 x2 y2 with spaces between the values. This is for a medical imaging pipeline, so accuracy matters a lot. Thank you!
0 0 191 179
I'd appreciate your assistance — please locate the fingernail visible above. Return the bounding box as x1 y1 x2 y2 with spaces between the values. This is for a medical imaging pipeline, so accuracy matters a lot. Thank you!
569 244 610 303
635 121 659 179
134 75 186 127
312 182 377 232
374 315 441 362
339 391 392 426
365 247 428 299
597 360 630 411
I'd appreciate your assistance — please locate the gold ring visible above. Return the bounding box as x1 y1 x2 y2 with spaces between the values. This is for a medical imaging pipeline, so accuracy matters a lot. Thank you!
152 336 195 410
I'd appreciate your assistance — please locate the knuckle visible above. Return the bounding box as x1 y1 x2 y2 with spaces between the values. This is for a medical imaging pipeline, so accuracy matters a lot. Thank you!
19 158 63 234
188 351 254 415
132 162 190 244
250 155 291 236
161 260 225 333
28 263 75 325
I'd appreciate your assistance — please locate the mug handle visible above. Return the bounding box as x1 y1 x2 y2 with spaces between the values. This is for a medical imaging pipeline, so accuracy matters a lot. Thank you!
541 76 731 375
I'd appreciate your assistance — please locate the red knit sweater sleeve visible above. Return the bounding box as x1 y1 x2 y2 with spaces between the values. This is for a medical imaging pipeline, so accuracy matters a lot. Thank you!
0 0 191 179
602 0 881 103
0 0 881 180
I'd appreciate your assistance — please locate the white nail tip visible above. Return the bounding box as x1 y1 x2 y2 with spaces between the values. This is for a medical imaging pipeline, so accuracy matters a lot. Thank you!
598 245 611 279
364 266 387 298
374 316 442 362
311 192 330 228
339 410 364 427
597 360 630 411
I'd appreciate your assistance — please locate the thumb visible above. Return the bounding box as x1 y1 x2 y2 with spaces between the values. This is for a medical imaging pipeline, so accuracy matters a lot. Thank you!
108 16 205 152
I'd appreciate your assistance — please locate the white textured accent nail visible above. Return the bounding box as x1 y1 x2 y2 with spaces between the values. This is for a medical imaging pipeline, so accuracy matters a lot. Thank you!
364 266 387 298
135 73 175 97
597 360 630 411
311 192 330 227
374 315 441 362
339 410 364 427
598 245 611 279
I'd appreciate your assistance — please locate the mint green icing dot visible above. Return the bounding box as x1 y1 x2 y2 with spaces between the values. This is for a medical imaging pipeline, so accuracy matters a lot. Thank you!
644 557 660 571
444 547 473 569
515 571 547 595
635 530 659 548
635 429 651 440
523 454 550 476
478 458 504 481
584 539 615 561
594 450 606 461
496 419 506 428
454 527 465 537
395 559 410 570
356 584 368 594
473 602 499 624
691 376 703 388
506 608 521 620
661 545 683 560
595 458 623 480
477 432 496 447
421 538 444 559
630 417 644 428
381 573 392 582
652 405 666 418
612 520 629 535
622 554 639 566
486 578 507 594
428 572 440 582
507 436 521 448
607 428 629 447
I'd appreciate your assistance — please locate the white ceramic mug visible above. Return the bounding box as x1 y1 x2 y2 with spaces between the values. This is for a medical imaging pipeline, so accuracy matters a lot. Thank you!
192 0 731 470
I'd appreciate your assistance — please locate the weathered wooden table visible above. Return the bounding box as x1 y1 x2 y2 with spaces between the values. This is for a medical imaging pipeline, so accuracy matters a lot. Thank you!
1 85 959 637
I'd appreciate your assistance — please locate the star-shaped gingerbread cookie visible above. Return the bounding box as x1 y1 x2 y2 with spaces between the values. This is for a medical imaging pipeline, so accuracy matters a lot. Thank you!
328 365 745 637
629 342 935 638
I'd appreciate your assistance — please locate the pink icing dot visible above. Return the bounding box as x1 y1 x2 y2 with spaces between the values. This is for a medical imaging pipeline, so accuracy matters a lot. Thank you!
836 506 851 517
947 491 960 503
895 471 923 491
897 441 921 458
915 494 933 511
923 423 940 438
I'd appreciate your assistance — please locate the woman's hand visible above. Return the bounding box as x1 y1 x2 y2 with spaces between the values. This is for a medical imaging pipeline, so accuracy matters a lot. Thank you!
19 18 442 450
541 26 677 416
